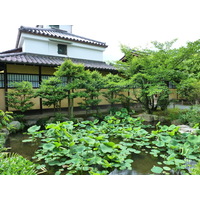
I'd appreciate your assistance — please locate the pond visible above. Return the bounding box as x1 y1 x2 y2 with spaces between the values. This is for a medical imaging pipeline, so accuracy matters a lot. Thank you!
110 151 162 175
5 133 39 161
5 132 162 175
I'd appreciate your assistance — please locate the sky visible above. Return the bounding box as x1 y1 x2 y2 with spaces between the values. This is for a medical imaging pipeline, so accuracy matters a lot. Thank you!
0 0 199 62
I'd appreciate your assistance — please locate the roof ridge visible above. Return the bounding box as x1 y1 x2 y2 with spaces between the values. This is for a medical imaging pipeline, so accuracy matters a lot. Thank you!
19 26 108 47
0 52 25 57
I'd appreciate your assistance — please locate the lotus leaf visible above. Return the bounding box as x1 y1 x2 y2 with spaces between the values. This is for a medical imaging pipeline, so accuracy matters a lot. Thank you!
163 166 171 171
42 143 55 150
28 125 41 133
100 144 114 153
151 166 163 174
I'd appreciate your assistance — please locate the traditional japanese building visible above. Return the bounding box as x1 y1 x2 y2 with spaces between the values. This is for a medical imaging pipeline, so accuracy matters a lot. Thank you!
0 25 117 111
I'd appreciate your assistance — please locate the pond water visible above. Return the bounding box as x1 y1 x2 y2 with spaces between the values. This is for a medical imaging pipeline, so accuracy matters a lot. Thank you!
5 133 39 161
110 152 162 175
5 132 163 175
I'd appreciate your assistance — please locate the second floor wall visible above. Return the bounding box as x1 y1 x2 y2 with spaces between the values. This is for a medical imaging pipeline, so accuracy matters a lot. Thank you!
18 33 105 61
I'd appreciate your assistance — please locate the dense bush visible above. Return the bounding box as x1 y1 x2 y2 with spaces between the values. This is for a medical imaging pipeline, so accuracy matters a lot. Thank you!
0 110 13 130
0 152 39 175
191 161 200 175
6 81 34 113
179 105 200 127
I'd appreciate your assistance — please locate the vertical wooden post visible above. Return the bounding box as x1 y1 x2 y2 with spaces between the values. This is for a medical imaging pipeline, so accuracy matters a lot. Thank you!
39 65 43 114
3 64 8 111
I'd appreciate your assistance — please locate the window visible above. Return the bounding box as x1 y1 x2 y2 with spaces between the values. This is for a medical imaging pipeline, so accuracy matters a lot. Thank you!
0 73 4 88
58 44 67 55
168 82 176 89
49 25 59 29
7 74 39 88
3 74 68 88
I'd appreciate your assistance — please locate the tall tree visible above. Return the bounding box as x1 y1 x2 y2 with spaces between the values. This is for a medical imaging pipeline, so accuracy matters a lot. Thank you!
54 59 85 119
102 73 126 112
116 39 200 113
78 70 104 116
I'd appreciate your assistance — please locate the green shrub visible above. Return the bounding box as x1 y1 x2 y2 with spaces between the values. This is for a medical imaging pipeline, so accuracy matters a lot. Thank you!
179 105 200 127
190 161 200 175
6 81 35 113
153 108 186 121
0 110 13 130
0 152 39 175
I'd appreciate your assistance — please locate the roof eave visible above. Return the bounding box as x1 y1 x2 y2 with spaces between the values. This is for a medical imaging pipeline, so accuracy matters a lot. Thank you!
18 26 108 48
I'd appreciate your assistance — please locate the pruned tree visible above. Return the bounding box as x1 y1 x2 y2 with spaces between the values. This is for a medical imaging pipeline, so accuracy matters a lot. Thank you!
54 59 85 119
78 70 104 116
6 81 34 113
36 77 67 113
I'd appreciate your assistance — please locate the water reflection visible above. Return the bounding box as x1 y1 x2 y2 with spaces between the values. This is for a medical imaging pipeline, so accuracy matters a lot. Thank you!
5 133 39 160
110 152 162 175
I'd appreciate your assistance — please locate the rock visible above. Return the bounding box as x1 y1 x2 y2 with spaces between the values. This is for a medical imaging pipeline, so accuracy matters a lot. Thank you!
0 128 10 145
75 117 84 122
9 121 22 131
137 113 155 122
86 116 96 121
0 128 10 137
25 119 38 127
178 125 196 134
47 116 70 123
62 117 69 122
171 119 182 126
158 116 166 122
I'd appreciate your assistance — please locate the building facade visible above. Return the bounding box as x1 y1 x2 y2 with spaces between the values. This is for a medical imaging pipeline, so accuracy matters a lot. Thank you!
0 25 117 112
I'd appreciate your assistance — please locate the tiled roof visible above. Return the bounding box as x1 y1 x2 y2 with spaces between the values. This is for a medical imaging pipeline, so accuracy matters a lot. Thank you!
0 52 116 71
17 26 108 48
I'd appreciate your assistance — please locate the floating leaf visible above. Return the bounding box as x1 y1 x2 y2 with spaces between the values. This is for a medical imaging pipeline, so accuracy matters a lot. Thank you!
22 139 34 143
42 143 55 150
151 166 163 174
104 142 116 148
100 144 113 153
28 125 41 133
163 166 171 171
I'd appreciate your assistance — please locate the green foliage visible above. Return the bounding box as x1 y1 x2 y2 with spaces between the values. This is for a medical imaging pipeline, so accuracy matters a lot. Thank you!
54 59 86 119
78 71 104 115
116 39 200 113
190 161 200 175
153 108 186 122
102 73 127 112
0 110 13 129
179 105 200 127
6 81 35 113
36 77 67 112
177 78 200 104
23 108 200 175
149 122 200 174
0 151 43 175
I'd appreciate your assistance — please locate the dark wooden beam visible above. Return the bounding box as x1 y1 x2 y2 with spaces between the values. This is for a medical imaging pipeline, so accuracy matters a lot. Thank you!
3 64 8 111
39 65 43 114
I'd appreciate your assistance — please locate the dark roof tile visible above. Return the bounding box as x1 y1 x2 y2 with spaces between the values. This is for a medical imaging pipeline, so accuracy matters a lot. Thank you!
18 26 108 48
0 52 116 71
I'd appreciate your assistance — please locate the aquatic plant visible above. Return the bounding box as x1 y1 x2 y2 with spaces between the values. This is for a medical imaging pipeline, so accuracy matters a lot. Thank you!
23 109 200 175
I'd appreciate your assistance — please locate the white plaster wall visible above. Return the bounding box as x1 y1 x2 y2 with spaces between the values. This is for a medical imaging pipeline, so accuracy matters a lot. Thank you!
68 45 103 61
23 39 48 54
21 33 105 61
